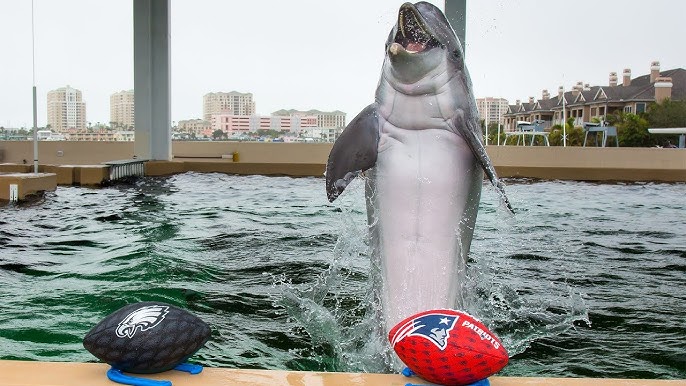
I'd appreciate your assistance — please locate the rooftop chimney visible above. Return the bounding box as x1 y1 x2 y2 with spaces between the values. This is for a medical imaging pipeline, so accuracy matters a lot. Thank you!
650 61 661 83
558 86 564 98
542 89 550 100
654 76 673 101
515 99 521 105
609 72 618 87
572 81 583 97
528 96 535 104
584 83 591 91
623 68 631 87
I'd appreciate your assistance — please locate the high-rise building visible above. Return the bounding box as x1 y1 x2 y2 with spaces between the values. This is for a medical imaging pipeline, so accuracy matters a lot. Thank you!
476 97 509 126
203 91 255 121
47 85 87 132
272 109 346 128
110 90 135 129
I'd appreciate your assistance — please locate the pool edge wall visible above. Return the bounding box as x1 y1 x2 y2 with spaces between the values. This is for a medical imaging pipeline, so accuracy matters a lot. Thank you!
0 141 684 182
0 361 683 386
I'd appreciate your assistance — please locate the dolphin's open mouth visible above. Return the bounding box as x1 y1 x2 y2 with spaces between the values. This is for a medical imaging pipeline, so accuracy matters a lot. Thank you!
394 4 441 53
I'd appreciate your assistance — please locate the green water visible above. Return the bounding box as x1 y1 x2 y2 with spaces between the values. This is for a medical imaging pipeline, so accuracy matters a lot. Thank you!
0 173 684 379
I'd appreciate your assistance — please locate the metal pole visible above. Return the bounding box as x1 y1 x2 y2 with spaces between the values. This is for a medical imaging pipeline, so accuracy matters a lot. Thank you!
444 0 467 55
32 0 38 173
562 87 567 147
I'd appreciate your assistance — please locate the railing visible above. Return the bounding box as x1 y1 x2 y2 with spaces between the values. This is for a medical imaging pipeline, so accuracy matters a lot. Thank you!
102 159 147 181
648 128 686 148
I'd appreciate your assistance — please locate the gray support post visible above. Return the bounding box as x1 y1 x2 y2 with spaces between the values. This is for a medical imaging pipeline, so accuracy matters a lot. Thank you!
133 0 171 160
445 0 467 55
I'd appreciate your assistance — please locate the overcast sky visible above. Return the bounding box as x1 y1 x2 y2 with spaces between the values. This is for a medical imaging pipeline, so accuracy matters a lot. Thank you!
1 0 685 128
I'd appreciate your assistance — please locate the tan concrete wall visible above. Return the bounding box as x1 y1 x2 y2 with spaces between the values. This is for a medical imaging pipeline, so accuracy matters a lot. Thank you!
0 141 135 165
0 173 57 200
1 141 684 182
0 141 331 165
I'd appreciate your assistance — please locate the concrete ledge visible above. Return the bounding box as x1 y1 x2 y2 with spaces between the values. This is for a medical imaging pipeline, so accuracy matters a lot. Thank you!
495 166 686 182
40 165 77 185
1 143 685 182
0 163 32 173
0 361 682 386
0 173 57 201
74 165 110 186
146 160 325 178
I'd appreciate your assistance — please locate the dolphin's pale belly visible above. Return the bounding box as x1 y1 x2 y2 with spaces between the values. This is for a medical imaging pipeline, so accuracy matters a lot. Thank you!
366 125 483 335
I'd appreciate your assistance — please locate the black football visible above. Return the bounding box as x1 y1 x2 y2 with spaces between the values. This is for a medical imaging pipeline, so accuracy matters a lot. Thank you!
83 301 211 374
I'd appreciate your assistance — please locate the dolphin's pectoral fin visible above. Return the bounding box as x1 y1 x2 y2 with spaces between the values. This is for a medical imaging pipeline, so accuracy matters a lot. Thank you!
326 103 380 202
452 111 514 214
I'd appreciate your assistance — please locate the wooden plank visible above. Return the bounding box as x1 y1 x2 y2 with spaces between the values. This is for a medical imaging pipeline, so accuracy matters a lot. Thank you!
0 361 683 386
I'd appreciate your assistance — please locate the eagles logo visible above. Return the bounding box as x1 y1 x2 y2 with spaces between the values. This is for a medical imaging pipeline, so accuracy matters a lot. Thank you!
115 305 169 339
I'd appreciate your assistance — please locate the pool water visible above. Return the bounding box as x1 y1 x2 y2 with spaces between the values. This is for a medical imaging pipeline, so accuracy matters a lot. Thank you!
0 173 684 379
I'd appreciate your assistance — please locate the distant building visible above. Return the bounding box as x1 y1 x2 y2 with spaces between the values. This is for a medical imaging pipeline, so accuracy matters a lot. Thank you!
203 91 255 121
65 128 132 141
272 109 346 128
210 113 317 135
476 97 509 126
503 61 686 131
300 126 344 142
47 85 87 132
110 90 135 129
177 119 211 136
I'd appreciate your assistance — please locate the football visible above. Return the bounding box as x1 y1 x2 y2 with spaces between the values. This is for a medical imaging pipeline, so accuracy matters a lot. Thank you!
83 301 211 374
389 309 508 386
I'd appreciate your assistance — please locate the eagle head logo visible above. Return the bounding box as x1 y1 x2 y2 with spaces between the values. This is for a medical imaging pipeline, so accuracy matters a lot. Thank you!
115 305 170 339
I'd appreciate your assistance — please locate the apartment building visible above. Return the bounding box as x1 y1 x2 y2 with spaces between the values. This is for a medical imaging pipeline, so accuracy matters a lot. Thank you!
210 113 317 135
502 61 685 131
64 128 134 141
203 91 255 121
47 85 87 132
272 109 346 128
177 119 211 136
110 90 135 129
476 97 509 126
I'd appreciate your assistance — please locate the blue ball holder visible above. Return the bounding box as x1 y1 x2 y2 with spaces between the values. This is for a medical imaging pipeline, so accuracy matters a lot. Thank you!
106 363 203 386
401 367 490 386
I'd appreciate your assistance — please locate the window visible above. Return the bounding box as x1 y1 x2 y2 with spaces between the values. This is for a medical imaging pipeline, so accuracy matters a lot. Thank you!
636 103 646 114
624 106 633 113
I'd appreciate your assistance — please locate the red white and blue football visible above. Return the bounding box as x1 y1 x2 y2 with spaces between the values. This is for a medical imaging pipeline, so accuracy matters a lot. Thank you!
83 301 211 374
389 309 508 386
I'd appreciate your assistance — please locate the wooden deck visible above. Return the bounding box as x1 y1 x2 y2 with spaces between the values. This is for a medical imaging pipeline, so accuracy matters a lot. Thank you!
0 361 683 386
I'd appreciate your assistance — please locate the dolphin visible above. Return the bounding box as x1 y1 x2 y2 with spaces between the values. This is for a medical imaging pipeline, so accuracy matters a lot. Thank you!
325 1 513 366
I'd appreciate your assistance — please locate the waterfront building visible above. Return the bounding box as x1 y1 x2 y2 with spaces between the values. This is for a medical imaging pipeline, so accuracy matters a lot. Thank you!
502 61 685 132
177 119 211 136
299 126 344 142
476 97 509 126
110 90 135 129
272 109 346 128
203 91 255 121
210 113 317 135
47 85 87 132
64 128 133 141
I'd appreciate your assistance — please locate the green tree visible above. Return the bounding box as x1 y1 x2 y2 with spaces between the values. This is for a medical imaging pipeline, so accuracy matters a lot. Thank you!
212 130 226 140
483 122 506 145
645 99 686 127
548 124 585 146
616 113 653 147
256 129 282 138
644 99 685 146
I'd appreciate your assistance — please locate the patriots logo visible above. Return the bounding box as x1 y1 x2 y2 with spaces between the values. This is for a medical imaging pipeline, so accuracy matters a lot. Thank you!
115 305 169 339
390 312 459 350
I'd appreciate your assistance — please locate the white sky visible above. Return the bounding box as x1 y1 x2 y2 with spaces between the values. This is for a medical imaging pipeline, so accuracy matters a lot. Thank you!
1 0 685 128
